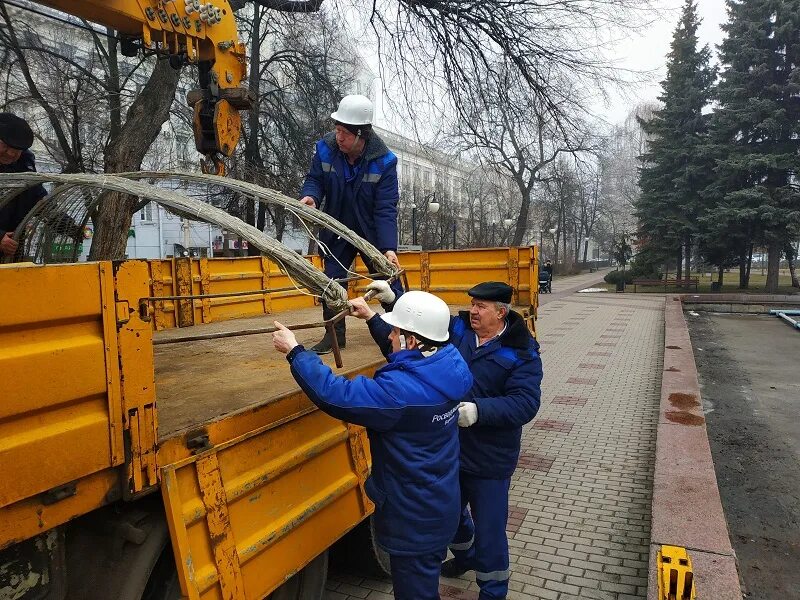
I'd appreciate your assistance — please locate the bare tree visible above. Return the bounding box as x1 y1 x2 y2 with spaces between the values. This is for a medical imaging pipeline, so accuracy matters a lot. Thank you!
358 0 654 134
451 63 592 247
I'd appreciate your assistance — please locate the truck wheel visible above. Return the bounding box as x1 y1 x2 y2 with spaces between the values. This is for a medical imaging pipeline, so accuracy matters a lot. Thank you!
268 550 328 600
142 545 327 600
140 543 180 600
330 517 390 578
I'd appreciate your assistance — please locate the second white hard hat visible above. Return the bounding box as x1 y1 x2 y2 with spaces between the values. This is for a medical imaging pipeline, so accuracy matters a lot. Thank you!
331 95 373 126
381 291 451 342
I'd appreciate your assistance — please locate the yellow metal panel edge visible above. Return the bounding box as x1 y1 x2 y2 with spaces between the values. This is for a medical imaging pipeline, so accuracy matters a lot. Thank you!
179 423 349 527
195 452 245 600
162 466 201 600
199 258 212 324
0 468 119 551
195 474 360 594
99 262 124 467
260 256 272 315
114 260 159 496
346 424 373 514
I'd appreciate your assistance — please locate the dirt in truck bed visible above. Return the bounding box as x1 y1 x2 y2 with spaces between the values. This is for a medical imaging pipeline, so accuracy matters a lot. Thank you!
153 307 386 439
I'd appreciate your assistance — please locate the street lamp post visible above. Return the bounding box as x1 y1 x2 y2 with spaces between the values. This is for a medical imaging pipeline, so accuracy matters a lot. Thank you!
411 194 439 248
411 204 417 246
503 218 513 246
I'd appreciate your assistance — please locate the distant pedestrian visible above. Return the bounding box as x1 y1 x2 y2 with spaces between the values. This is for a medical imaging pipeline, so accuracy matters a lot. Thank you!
542 260 553 281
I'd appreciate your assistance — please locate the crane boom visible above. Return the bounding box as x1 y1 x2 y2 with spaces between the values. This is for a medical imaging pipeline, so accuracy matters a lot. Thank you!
31 0 252 175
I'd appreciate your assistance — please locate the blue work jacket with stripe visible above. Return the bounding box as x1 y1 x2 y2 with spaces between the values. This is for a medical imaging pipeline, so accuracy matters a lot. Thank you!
299 131 399 252
286 342 473 556
367 309 543 479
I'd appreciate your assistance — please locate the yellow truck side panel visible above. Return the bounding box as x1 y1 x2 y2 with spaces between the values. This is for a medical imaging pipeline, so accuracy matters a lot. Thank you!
149 256 325 331
161 409 371 599
354 247 538 307
0 263 122 510
148 248 538 332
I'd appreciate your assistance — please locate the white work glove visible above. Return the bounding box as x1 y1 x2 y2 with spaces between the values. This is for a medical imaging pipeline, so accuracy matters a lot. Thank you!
366 280 396 304
458 402 478 427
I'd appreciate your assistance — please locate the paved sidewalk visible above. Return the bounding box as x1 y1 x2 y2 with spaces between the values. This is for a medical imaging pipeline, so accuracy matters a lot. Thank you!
327 278 666 600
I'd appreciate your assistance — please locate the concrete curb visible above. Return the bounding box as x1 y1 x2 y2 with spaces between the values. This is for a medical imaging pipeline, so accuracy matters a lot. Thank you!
647 296 743 600
680 293 800 314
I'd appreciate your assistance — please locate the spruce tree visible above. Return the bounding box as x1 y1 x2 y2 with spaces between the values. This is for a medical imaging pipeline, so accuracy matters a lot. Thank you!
706 0 800 291
636 0 715 282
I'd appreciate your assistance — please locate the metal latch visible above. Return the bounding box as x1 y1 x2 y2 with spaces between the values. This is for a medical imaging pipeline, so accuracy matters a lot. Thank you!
116 301 131 325
186 429 212 454
40 482 78 506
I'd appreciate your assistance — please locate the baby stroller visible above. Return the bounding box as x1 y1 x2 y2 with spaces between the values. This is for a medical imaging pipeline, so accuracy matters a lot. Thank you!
538 271 552 293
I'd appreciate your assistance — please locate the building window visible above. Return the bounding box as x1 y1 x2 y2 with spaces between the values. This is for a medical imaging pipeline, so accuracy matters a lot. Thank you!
140 203 154 222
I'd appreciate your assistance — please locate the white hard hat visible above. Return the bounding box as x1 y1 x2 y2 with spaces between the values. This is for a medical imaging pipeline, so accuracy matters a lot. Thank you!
381 291 451 342
331 95 373 126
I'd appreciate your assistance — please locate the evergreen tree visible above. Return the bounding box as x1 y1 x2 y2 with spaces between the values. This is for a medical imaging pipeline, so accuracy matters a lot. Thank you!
706 0 800 291
636 0 716 282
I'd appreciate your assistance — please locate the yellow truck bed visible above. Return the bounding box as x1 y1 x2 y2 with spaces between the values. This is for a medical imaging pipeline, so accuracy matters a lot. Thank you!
0 246 537 599
154 308 385 439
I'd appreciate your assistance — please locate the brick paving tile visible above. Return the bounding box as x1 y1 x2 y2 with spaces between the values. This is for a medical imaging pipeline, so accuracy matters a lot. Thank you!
517 451 556 472
325 272 663 599
507 506 530 534
439 585 479 599
551 395 588 406
566 377 598 385
578 363 605 369
533 419 575 434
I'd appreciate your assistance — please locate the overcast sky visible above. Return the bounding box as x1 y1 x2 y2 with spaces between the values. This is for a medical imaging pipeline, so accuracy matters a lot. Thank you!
597 0 728 124
364 1 731 136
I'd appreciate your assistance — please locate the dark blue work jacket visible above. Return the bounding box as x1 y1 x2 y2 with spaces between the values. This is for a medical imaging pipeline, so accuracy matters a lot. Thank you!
0 150 47 240
299 132 399 252
287 342 473 555
368 309 542 479
450 310 542 478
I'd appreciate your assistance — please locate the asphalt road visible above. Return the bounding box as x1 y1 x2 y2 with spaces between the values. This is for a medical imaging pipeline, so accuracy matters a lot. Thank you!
687 312 800 600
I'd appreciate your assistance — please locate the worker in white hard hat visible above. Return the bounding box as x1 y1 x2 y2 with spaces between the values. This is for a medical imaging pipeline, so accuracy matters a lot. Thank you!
364 281 543 600
272 290 472 600
298 94 402 355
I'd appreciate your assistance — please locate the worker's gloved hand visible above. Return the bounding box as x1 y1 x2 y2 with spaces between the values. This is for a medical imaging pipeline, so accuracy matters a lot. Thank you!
299 196 317 208
349 297 376 321
272 321 299 354
457 402 478 427
366 280 396 304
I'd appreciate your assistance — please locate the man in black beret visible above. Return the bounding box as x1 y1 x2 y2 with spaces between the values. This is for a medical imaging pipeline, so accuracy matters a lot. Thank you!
0 113 47 258
438 281 542 598
357 279 543 597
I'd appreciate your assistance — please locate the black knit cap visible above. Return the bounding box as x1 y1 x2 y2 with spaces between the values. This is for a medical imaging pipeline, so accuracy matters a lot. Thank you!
0 113 34 150
334 120 371 138
468 281 513 304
